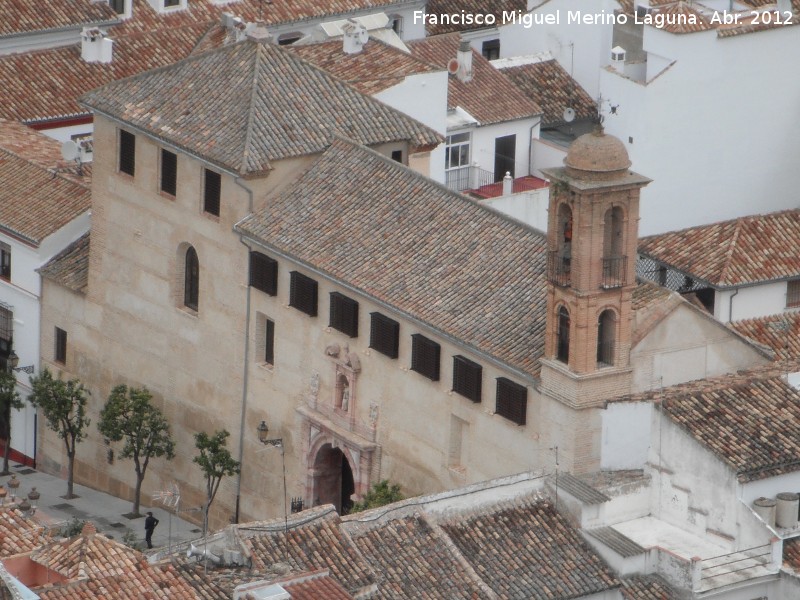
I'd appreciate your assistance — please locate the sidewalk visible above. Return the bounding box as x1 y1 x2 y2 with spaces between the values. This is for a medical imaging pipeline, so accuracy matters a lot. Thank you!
0 461 203 552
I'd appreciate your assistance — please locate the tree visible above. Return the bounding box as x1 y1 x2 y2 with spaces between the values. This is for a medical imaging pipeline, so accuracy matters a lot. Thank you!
28 368 90 498
350 480 403 513
193 430 240 536
0 371 24 475
98 385 175 516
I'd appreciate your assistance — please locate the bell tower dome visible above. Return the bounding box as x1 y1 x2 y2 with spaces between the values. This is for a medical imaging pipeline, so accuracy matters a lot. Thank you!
539 128 650 411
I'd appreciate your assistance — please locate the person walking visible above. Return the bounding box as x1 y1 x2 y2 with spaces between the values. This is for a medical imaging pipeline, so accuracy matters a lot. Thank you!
144 512 159 549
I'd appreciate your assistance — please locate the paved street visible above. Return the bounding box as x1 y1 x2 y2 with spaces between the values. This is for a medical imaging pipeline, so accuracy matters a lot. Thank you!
0 461 203 552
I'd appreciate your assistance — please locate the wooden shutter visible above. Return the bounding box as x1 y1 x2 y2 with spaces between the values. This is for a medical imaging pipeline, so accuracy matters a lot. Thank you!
249 252 278 295
204 169 221 216
370 313 399 358
411 334 440 381
453 356 482 402
119 130 135 176
330 293 358 337
161 149 177 195
496 378 527 425
289 272 318 317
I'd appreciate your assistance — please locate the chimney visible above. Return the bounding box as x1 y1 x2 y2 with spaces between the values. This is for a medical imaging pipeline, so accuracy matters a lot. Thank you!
342 20 369 54
777 0 792 14
246 23 272 44
81 27 113 64
610 46 626 74
456 39 473 82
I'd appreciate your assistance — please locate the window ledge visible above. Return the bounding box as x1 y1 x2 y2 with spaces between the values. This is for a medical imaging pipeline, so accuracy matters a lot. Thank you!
202 211 220 223
176 306 198 319
257 362 274 373
159 191 176 201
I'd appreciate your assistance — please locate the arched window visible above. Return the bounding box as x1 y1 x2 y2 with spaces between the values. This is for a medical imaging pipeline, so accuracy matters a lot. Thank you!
556 305 570 364
597 309 616 366
184 246 199 311
603 206 624 258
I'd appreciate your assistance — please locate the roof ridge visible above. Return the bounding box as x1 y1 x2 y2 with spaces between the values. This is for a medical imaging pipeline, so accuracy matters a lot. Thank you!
241 41 270 176
717 217 743 285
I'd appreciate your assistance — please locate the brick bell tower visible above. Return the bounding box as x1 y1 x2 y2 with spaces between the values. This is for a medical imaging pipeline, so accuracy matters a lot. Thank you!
540 128 650 410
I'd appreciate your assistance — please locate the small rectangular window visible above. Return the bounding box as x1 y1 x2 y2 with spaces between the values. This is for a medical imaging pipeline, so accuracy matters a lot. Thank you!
0 242 10 281
391 150 403 163
160 149 177 196
249 252 278 296
452 356 482 403
289 271 318 317
264 318 274 365
55 327 67 364
496 378 527 425
330 292 359 337
411 334 440 381
370 312 399 358
788 280 800 308
119 130 135 176
481 39 500 60
204 169 221 216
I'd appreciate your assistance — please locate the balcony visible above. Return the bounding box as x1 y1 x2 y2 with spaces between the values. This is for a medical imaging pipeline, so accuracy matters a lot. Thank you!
548 251 571 287
445 164 493 192
601 256 627 289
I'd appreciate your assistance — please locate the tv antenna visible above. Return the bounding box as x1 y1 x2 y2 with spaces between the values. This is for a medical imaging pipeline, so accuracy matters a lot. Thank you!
60 140 84 176
153 482 180 553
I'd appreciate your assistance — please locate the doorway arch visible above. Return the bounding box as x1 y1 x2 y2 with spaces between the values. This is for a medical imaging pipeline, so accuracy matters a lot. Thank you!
312 444 355 514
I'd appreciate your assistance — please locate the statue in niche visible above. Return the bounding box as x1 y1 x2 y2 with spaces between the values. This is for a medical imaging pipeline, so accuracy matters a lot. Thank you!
341 384 350 412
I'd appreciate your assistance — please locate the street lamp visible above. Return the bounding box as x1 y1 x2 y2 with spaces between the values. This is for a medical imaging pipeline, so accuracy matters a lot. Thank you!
7 351 34 375
256 419 288 558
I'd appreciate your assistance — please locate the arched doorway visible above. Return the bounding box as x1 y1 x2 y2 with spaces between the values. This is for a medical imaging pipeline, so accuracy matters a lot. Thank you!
312 444 355 514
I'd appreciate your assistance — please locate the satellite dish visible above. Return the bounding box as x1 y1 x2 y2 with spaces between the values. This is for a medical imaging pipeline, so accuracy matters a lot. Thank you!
447 58 460 75
563 107 576 123
61 140 80 161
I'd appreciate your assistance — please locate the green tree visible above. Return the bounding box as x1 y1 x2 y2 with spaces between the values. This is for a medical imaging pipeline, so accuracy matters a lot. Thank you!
28 368 90 499
0 371 24 475
351 480 404 513
193 430 240 536
98 385 175 516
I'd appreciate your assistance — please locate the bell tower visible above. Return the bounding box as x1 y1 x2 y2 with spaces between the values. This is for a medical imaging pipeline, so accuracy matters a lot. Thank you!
540 129 650 410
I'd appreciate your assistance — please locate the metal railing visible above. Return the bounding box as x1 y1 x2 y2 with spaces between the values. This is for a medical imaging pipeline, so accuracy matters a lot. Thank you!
548 251 571 287
601 256 627 289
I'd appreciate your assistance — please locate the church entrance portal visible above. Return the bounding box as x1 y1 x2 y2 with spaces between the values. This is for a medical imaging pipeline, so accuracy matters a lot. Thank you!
313 444 355 514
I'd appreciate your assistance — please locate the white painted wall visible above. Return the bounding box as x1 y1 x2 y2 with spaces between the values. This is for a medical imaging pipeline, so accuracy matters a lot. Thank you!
470 117 540 181
0 213 90 463
531 137 567 176
601 401 652 470
479 187 548 231
600 23 800 235
716 281 796 323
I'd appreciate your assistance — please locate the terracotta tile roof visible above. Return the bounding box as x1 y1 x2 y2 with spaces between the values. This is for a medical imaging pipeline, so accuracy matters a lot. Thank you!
439 500 621 598
497 57 596 126
347 514 491 599
639 210 800 287
290 39 442 96
0 508 47 557
655 1 715 33
0 23 210 124
620 574 679 599
0 0 118 38
28 523 204 599
408 33 541 125
277 570 355 600
784 536 800 570
81 35 441 177
423 0 527 34
240 507 376 596
730 312 800 361
236 137 548 377
618 363 800 482
0 128 90 246
631 279 673 312
39 233 90 294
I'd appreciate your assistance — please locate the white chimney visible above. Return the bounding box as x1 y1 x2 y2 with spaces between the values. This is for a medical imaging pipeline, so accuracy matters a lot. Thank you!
502 172 513 196
342 20 368 54
456 39 473 82
778 0 792 14
610 46 626 74
81 27 113 64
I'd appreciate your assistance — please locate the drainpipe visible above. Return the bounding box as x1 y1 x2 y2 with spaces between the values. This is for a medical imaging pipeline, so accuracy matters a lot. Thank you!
528 119 541 177
727 288 738 324
233 177 254 524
